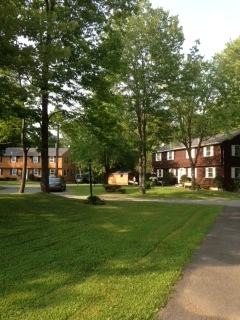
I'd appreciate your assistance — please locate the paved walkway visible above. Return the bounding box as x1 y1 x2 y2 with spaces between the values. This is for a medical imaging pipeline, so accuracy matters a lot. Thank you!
158 205 240 320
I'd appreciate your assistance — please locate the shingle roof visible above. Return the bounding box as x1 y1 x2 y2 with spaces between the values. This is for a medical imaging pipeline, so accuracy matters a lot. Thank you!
156 130 240 152
3 147 69 157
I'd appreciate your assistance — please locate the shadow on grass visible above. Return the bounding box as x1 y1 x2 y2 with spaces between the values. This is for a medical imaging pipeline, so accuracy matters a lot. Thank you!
0 193 224 319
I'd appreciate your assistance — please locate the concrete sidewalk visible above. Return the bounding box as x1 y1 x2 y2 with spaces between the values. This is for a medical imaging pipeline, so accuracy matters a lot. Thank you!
158 206 240 320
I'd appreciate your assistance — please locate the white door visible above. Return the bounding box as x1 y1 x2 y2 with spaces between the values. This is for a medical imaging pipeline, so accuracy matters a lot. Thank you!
178 168 186 183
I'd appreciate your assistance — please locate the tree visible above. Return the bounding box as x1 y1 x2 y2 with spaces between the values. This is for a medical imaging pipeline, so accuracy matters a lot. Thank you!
213 37 240 130
169 42 222 189
118 0 184 193
0 0 138 192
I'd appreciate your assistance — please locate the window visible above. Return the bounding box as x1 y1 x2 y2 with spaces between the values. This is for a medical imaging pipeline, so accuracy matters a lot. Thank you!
205 167 216 178
231 145 240 156
11 169 17 176
186 148 195 159
157 169 163 178
0 168 2 175
33 156 38 163
155 153 162 161
64 156 68 163
64 169 67 176
49 156 55 163
11 156 17 163
169 168 176 176
49 169 55 176
187 168 197 178
33 169 39 175
231 167 240 178
203 146 213 157
167 151 174 160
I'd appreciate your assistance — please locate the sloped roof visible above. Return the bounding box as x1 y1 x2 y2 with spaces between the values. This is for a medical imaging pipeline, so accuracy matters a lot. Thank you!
3 147 69 157
156 130 240 152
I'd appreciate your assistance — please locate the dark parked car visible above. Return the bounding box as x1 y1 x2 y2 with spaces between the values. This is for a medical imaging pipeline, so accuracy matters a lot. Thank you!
49 177 66 192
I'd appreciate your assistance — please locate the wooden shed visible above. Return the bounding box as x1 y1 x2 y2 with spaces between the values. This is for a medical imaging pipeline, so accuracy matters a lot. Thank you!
108 171 134 186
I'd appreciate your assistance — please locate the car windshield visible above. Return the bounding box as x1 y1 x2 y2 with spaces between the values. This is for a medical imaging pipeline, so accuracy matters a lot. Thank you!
49 178 61 183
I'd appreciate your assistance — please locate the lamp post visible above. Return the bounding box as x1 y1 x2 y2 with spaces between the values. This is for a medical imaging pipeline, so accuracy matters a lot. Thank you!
89 159 93 204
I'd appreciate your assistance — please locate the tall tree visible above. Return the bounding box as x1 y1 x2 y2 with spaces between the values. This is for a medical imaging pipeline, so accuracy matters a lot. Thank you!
213 37 240 130
0 0 138 192
118 0 184 193
169 42 222 189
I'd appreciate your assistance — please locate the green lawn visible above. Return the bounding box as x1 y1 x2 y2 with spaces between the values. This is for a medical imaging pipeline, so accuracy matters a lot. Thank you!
0 193 223 320
67 184 240 200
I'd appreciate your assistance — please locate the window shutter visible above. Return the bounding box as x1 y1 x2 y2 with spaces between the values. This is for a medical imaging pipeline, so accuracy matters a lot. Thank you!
231 145 235 156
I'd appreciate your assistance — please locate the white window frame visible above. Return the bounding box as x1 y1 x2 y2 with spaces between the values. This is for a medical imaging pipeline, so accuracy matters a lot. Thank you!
155 153 162 161
33 156 38 163
203 146 214 157
169 168 177 176
205 167 216 178
11 156 17 163
49 156 55 163
157 169 163 178
186 148 195 159
187 168 197 178
33 169 39 175
231 145 240 156
231 167 240 178
49 169 55 176
167 151 174 160
11 168 17 176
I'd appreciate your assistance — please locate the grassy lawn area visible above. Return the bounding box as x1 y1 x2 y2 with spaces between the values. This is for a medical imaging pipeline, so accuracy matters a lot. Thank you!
0 193 223 320
67 184 240 200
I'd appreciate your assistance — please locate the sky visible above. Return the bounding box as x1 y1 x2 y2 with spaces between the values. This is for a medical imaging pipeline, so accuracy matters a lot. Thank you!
150 0 240 59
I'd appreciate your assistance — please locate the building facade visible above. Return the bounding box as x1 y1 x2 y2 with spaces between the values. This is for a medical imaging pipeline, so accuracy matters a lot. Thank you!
0 147 76 182
152 131 240 187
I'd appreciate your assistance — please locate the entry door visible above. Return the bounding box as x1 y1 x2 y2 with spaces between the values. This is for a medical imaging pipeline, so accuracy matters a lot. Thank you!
178 168 186 183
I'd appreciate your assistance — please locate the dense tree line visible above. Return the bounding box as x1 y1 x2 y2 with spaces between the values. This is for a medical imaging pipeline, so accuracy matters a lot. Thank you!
0 0 239 193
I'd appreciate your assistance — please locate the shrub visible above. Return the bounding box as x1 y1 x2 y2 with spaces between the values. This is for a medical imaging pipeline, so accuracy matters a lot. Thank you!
83 196 106 205
103 184 122 192
28 173 35 181
119 188 126 194
145 181 151 189
212 175 224 189
180 174 191 184
163 172 175 186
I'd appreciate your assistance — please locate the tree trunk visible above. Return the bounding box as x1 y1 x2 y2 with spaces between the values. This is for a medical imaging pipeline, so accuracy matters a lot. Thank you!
19 118 27 194
40 92 49 193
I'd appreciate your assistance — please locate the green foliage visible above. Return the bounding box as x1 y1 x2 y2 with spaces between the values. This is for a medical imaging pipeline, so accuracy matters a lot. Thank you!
103 184 122 192
83 195 106 205
28 173 35 181
145 181 152 189
180 174 191 184
212 175 225 188
163 172 175 186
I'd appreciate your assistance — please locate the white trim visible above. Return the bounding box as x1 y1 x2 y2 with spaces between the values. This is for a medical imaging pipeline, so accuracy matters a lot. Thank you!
167 151 174 160
186 148 195 159
205 167 216 178
11 156 17 163
49 156 55 163
11 168 17 176
169 168 176 176
231 145 240 156
157 169 163 178
155 153 162 161
231 167 240 178
203 146 214 157
33 156 38 163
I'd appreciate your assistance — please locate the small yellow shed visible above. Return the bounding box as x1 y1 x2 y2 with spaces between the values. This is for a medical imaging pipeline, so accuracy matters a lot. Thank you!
108 171 134 186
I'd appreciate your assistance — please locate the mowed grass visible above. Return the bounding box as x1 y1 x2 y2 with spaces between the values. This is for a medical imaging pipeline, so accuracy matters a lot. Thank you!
68 184 240 200
0 193 223 320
